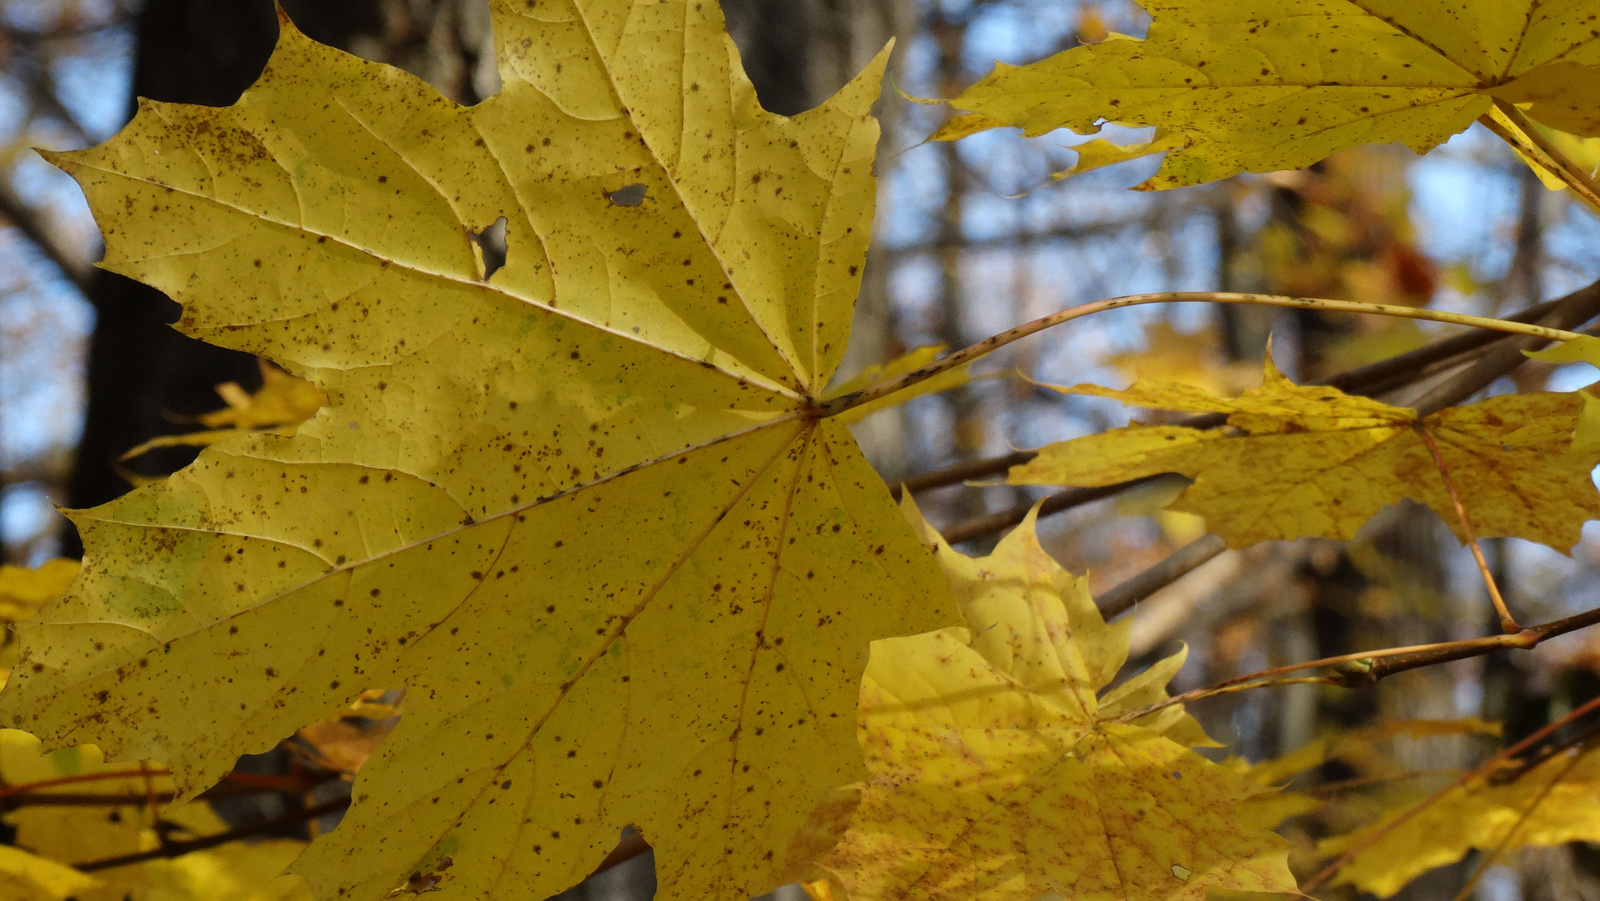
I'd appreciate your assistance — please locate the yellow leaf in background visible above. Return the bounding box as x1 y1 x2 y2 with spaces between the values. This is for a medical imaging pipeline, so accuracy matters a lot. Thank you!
1075 2 1111 45
0 4 956 900
1319 746 1600 898
1105 320 1254 396
1526 334 1600 452
293 690 400 776
815 505 1295 901
120 360 328 462
1245 718 1500 788
199 359 328 431
109 804 312 901
0 845 100 901
1318 319 1430 374
938 2 1600 188
1059 129 1183 176
0 560 80 711
929 112 1012 143
1010 354 1600 550
0 729 170 866
0 560 79 624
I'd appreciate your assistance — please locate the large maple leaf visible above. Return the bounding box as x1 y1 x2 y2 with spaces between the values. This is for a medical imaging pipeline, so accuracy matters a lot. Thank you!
815 506 1295 901
0 3 956 900
936 1 1600 188
1009 356 1600 550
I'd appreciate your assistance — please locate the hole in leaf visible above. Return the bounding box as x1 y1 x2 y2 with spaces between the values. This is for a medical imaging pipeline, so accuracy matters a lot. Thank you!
606 184 647 207
471 217 508 280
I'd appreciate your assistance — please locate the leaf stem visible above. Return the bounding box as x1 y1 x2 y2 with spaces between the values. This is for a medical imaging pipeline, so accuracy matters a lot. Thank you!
1415 424 1519 633
819 291 1585 418
1481 100 1600 214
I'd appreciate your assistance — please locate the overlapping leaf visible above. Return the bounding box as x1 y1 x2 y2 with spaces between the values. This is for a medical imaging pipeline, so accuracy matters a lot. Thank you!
1010 355 1600 549
1319 746 1600 897
0 731 313 901
936 1 1600 188
0 560 78 626
814 505 1295 901
0 3 957 900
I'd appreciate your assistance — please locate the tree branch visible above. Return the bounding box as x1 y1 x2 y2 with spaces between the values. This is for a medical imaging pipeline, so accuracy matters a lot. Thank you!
1096 533 1228 620
76 796 350 873
895 289 1586 501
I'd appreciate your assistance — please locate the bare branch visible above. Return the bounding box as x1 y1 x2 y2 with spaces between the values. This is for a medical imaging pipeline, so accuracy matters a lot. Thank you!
0 178 91 289
1096 534 1228 621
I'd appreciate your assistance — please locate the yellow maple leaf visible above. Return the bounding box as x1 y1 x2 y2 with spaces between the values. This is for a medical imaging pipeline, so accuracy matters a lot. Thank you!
0 4 956 901
0 845 99 901
1009 354 1600 549
1319 745 1600 897
0 560 81 690
937 2 1600 188
815 505 1295 901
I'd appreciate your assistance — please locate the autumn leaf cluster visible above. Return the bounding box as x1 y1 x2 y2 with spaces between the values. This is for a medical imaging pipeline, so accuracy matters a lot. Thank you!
6 2 1600 901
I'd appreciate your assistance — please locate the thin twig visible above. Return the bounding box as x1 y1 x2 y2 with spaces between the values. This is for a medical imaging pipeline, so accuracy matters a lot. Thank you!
76 796 351 873
1408 282 1600 416
2 791 178 808
896 290 1587 499
937 478 1164 544
1304 769 1466 796
821 292 1584 418
1 771 341 812
891 450 1036 499
1119 603 1600 727
1116 632 1540 724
